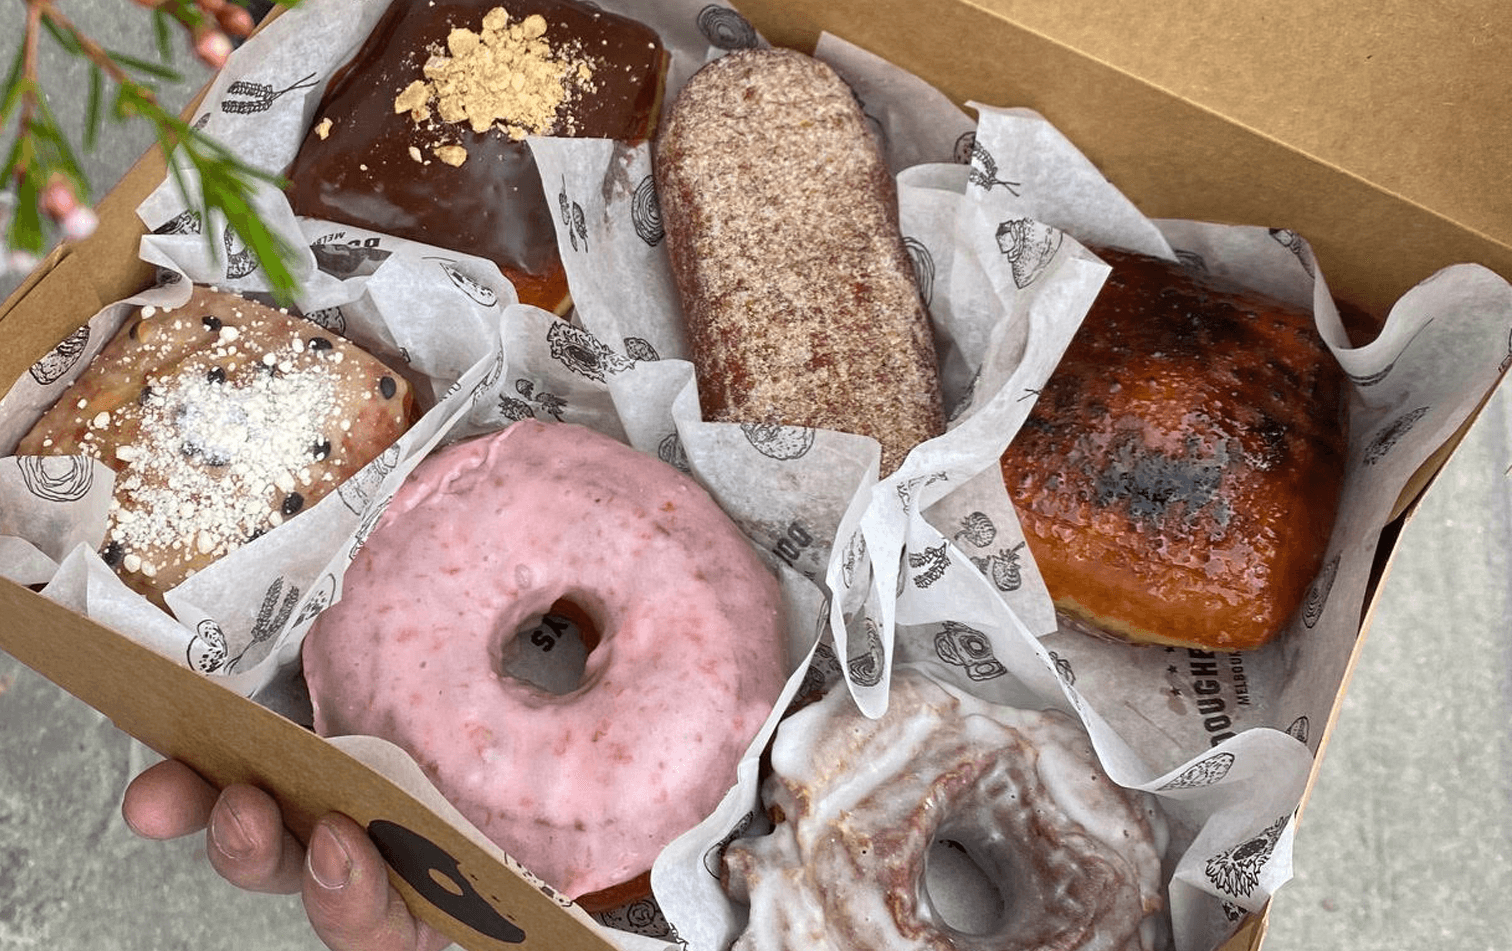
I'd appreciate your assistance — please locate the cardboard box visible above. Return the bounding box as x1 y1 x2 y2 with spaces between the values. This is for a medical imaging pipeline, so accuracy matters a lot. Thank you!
1 1 1507 950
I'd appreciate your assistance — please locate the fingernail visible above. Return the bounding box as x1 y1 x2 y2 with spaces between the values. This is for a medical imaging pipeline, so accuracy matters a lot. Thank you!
307 823 352 890
209 803 252 860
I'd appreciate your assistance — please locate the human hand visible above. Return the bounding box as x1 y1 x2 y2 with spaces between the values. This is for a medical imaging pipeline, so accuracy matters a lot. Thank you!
122 759 451 951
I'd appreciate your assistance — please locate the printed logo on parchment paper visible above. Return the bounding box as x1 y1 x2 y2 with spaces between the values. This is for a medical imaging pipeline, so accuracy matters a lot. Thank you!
1268 228 1315 278
934 621 1006 681
1157 752 1236 791
152 209 202 236
548 322 631 382
1173 248 1208 272
1302 554 1340 629
657 431 689 472
703 811 758 879
187 577 302 676
902 236 935 308
222 224 259 279
630 175 664 247
557 177 589 253
847 614 885 687
593 896 680 941
1205 814 1290 899
952 130 976 165
1180 648 1252 748
967 141 1020 195
312 236 391 280
221 72 318 115
1364 406 1430 466
995 218 1062 289
740 422 815 462
1285 716 1310 746
1047 649 1075 687
696 4 759 49
908 541 949 589
499 379 568 423
15 454 94 503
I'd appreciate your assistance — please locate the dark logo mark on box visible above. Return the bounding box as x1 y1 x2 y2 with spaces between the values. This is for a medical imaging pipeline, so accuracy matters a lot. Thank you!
367 820 527 944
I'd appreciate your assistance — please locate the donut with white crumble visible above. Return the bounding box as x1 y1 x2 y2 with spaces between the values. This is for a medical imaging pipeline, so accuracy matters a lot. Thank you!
16 285 413 603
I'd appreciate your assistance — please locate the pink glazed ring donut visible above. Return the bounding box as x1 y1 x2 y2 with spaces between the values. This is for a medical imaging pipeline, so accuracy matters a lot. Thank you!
301 419 789 907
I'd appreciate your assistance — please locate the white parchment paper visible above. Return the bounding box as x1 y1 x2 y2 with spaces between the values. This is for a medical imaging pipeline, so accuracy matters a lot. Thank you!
2 3 1510 951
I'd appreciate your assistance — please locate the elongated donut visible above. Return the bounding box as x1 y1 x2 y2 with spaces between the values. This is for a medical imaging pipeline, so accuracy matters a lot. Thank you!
655 48 945 474
301 419 789 905
723 667 1166 951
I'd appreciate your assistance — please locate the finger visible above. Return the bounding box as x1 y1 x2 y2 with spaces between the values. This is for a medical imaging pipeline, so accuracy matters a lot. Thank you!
303 814 452 951
205 783 306 894
120 759 218 840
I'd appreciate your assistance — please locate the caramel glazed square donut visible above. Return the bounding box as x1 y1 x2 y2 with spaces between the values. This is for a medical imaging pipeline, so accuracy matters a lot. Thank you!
17 286 414 605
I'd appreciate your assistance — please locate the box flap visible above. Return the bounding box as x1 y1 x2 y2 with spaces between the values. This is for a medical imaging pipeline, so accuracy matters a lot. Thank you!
735 0 1512 319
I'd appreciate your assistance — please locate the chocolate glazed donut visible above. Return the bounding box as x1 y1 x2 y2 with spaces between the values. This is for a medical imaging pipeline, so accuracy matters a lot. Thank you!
287 0 668 314
654 48 945 475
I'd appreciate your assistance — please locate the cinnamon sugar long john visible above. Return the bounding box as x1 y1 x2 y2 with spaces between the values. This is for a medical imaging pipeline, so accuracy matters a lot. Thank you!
654 49 944 474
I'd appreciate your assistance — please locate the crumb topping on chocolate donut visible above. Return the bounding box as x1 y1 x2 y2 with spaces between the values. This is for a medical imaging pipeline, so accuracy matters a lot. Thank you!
392 7 597 146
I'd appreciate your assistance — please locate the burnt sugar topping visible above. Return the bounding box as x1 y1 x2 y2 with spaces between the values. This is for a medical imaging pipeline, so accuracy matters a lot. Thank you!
286 0 667 313
999 247 1348 652
17 286 414 605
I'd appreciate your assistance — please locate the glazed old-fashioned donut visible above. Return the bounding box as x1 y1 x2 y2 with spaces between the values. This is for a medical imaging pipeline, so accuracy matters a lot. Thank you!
655 48 945 474
301 419 790 907
16 285 413 603
723 666 1166 951
286 0 668 314
999 246 1347 651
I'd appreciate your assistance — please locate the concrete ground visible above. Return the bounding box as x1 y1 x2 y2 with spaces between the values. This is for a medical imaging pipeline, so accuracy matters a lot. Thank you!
1 2 1509 950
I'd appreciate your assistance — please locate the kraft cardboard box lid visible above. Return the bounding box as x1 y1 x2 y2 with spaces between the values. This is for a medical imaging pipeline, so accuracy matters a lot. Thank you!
733 0 1512 321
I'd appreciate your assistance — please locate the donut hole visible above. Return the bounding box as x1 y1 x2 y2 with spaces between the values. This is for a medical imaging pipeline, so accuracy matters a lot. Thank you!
921 836 1010 937
498 598 602 695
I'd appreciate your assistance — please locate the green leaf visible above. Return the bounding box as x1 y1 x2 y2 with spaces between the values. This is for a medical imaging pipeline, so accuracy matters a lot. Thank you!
39 16 83 56
84 66 104 151
0 44 29 128
152 10 174 63
106 49 184 83
9 164 47 255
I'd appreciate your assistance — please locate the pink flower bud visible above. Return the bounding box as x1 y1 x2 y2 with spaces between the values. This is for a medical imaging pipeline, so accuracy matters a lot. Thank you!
218 5 256 38
194 27 233 69
39 177 79 220
60 205 99 242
